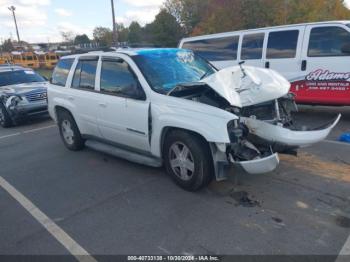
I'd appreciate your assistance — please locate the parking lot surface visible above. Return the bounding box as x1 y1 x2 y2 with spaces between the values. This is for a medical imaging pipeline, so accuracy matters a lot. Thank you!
0 106 349 259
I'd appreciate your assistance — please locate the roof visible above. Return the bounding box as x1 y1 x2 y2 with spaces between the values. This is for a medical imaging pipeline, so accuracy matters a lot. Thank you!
180 20 350 42
60 48 185 59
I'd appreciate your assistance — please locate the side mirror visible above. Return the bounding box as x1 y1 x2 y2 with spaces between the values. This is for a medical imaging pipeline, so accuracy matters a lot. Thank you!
341 43 350 54
49 77 53 83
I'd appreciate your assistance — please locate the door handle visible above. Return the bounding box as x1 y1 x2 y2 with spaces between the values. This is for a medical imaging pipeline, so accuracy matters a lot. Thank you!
98 102 107 108
265 61 270 68
301 60 307 71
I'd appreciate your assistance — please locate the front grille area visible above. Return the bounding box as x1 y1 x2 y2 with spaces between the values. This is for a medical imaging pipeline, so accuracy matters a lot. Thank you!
25 90 47 102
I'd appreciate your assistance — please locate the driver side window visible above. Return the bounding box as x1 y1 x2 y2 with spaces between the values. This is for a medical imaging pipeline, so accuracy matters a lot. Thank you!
100 58 145 100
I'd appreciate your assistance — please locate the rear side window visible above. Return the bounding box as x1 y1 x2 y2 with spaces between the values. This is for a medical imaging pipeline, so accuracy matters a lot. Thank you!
72 59 98 90
308 26 350 57
241 33 264 60
51 58 74 86
267 30 299 59
182 36 239 61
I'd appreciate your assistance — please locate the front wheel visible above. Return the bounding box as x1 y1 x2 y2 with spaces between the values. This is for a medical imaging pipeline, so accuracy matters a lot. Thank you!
0 103 12 128
57 111 85 151
164 130 214 191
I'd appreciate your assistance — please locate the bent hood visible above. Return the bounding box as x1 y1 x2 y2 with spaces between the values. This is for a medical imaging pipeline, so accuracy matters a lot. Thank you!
200 65 290 107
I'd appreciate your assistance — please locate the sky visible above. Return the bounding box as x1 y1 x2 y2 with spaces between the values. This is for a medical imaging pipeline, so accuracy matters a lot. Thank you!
1 0 350 44
0 0 165 43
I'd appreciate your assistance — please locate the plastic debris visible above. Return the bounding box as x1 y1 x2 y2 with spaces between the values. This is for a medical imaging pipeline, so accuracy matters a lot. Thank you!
339 133 350 143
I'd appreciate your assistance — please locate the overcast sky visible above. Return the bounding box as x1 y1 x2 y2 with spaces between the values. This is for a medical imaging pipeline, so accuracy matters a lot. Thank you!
0 0 165 43
1 0 350 44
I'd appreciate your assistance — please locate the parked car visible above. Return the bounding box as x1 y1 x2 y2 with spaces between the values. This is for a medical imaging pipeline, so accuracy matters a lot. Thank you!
179 21 350 106
0 65 48 127
48 48 340 191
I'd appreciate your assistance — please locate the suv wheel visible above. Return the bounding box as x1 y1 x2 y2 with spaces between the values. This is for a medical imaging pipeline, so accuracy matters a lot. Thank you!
164 130 213 191
0 104 12 128
57 111 84 151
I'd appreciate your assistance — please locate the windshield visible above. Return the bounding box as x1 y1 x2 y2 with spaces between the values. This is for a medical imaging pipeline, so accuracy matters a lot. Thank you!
132 49 216 93
0 70 46 87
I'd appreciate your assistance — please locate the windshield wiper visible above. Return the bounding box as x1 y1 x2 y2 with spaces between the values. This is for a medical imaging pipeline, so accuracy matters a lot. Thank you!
200 70 212 80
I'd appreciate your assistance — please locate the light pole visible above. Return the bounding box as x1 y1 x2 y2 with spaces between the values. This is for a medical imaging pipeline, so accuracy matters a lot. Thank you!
110 0 118 46
8 6 21 44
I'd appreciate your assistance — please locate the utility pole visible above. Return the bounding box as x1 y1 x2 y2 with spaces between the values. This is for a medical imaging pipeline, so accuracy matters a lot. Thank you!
110 0 118 46
8 6 21 44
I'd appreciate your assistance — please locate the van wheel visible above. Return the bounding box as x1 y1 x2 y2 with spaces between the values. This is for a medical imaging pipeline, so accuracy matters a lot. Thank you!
0 104 12 128
164 130 213 191
57 111 84 151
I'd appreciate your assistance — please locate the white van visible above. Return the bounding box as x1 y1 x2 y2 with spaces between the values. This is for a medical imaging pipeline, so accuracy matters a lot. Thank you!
179 21 350 106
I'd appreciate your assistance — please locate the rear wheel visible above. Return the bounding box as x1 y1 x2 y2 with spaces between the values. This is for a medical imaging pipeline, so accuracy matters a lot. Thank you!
57 110 84 151
164 130 213 191
0 103 12 128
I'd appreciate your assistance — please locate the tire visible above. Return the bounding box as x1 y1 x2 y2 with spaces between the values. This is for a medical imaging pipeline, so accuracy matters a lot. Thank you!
57 110 84 151
164 130 214 191
0 103 12 128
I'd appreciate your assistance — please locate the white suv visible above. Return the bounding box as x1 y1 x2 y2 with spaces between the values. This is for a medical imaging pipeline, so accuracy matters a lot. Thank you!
48 48 339 191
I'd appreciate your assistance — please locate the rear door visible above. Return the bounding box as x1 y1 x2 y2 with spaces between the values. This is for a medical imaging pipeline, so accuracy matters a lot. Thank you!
264 26 305 80
295 23 350 105
68 56 101 137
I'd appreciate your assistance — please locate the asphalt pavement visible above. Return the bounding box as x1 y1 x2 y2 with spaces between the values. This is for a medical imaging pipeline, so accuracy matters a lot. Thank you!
0 106 349 260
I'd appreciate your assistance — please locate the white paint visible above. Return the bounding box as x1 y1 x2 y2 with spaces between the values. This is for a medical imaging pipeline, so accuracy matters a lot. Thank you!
0 176 97 262
335 233 350 262
23 125 56 134
322 140 350 147
0 125 55 140
0 133 21 140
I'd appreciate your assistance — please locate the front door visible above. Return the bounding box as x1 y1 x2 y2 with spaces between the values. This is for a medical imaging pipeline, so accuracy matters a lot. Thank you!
97 56 150 152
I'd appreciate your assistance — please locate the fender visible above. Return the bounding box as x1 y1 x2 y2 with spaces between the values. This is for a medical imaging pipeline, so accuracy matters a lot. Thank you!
149 103 236 157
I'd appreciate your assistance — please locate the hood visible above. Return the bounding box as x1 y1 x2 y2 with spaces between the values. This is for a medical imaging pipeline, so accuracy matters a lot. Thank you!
200 65 290 107
0 82 48 95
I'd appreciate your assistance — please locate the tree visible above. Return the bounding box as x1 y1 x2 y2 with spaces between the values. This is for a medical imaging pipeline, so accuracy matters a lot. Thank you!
60 31 75 44
1 39 14 52
93 27 113 46
74 34 90 45
117 23 129 43
150 9 183 47
128 21 142 43
164 0 350 36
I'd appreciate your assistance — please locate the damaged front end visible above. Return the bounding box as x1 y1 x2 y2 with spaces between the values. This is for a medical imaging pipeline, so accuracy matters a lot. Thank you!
0 88 48 125
199 65 341 154
210 119 279 181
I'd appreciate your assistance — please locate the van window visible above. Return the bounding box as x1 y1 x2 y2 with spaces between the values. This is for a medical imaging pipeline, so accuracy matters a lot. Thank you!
308 26 350 57
72 60 98 90
182 36 239 61
267 30 299 59
51 58 74 86
241 33 264 60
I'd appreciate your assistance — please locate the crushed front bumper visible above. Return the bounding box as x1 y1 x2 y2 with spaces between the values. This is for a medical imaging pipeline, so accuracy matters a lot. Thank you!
234 153 279 174
6 100 48 122
242 114 341 148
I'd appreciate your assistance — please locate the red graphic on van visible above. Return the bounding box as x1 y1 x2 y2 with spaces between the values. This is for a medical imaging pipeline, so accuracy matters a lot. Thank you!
290 69 350 105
